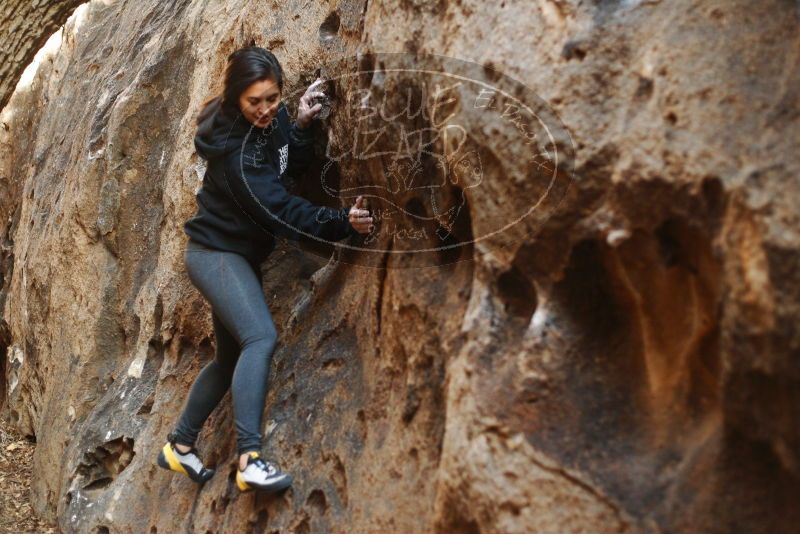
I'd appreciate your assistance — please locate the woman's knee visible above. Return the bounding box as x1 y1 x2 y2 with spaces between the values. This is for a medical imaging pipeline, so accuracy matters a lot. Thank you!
242 325 278 354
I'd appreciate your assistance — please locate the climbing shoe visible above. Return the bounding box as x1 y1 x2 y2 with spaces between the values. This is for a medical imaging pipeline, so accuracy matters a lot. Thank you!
156 432 215 483
236 451 292 493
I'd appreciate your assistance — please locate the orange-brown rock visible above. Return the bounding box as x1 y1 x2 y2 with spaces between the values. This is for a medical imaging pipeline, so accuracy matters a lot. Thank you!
0 0 798 532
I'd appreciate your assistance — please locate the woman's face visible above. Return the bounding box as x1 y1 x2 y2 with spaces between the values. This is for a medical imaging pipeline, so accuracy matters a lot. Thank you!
239 78 281 127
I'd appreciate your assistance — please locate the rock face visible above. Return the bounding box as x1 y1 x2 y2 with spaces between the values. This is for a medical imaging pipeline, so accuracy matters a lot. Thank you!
1 0 798 532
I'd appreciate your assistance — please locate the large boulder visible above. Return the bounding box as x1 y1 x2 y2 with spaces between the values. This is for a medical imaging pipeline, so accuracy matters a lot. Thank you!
1 0 797 532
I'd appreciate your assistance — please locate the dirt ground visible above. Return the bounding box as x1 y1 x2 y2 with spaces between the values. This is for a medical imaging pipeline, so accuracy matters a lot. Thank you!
0 415 58 533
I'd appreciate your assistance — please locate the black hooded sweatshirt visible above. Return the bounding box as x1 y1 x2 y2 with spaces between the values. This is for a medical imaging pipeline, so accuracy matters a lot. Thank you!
184 98 356 266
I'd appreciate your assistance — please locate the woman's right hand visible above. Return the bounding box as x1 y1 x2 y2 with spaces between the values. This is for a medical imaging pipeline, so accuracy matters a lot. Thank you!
347 195 373 234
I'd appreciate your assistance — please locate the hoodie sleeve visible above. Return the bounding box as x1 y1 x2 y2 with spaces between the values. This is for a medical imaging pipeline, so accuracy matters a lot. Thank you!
285 120 315 178
223 149 356 243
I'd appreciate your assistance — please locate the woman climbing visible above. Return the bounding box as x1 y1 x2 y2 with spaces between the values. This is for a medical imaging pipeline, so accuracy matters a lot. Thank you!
156 46 373 494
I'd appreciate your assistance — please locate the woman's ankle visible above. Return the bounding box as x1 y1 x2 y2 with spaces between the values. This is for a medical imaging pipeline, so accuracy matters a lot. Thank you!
167 432 194 454
239 451 256 470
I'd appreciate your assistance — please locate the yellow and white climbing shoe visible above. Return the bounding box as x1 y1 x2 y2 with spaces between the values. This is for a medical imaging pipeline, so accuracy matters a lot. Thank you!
236 451 292 493
156 432 215 483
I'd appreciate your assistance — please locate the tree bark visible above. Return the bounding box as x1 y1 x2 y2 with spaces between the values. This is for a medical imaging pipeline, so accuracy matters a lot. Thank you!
0 0 86 111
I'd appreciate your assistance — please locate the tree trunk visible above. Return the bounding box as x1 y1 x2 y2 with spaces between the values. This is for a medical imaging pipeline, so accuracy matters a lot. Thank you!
0 0 86 111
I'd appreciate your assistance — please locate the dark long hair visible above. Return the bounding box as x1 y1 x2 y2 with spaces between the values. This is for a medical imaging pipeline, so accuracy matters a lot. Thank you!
197 46 284 125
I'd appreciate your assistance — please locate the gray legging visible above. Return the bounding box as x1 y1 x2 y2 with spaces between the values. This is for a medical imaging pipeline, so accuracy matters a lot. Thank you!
172 239 277 455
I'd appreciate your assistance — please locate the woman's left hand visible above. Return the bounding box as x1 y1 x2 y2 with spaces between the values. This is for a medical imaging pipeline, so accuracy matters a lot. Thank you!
348 195 373 234
297 78 326 129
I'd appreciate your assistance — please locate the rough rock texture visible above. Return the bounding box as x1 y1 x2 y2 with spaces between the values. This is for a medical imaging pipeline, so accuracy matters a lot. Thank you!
1 0 799 532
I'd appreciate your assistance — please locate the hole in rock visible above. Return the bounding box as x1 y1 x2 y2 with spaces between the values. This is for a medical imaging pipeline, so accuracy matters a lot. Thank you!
528 217 724 513
701 175 725 218
496 264 537 323
635 75 654 99
436 185 473 266
561 40 587 61
306 489 328 515
137 391 155 415
655 219 683 268
83 477 113 491
77 436 135 491
321 358 344 372
319 11 340 44
482 61 502 83
402 385 421 424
